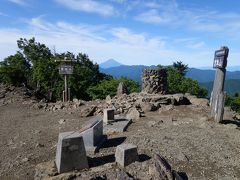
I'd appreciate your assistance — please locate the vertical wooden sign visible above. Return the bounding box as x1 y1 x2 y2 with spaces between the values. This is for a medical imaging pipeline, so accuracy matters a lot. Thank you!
210 46 229 122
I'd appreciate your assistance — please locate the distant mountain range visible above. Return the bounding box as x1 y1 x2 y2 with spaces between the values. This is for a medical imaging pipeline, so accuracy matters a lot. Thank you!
99 59 123 69
100 65 240 83
99 59 240 95
200 79 240 96
199 66 240 72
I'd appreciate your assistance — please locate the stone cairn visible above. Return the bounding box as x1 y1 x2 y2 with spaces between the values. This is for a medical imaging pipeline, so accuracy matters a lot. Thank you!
142 68 167 94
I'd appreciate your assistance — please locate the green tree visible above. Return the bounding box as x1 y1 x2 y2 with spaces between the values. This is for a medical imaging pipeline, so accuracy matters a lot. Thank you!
166 62 207 98
17 38 61 100
225 93 240 113
173 61 188 76
69 53 107 100
181 78 208 97
87 77 140 100
0 52 31 86
167 67 183 94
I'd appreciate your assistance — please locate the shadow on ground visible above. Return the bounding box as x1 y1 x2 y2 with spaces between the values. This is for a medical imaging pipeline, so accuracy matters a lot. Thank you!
221 119 240 127
101 136 126 148
138 154 151 162
89 154 115 168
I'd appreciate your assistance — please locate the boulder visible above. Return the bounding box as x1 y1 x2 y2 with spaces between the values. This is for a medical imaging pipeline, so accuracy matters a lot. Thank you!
127 107 141 120
189 97 209 107
141 102 158 112
171 94 190 105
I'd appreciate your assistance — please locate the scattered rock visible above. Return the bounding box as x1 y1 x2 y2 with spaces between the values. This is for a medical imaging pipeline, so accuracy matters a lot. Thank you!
127 107 141 120
80 106 97 117
159 105 174 113
141 102 158 112
233 113 240 120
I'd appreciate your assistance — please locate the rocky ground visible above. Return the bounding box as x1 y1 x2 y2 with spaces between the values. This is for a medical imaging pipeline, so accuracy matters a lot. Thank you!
0 84 240 179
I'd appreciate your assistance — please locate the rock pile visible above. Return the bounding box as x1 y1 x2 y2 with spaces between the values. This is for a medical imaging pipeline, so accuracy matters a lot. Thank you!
32 92 209 120
142 69 167 94
0 83 37 106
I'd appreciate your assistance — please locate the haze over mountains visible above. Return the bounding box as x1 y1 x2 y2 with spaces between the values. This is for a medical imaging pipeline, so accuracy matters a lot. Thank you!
99 59 240 95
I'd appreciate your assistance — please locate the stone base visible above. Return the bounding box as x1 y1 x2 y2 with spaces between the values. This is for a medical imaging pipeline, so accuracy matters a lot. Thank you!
56 131 89 173
103 119 132 134
115 143 138 167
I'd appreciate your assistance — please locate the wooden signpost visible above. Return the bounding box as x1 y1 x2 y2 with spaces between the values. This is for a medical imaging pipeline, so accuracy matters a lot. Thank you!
57 57 74 102
210 46 229 122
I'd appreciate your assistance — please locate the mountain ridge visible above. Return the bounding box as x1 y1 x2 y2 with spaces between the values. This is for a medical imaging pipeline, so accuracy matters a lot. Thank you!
100 65 240 83
99 59 123 69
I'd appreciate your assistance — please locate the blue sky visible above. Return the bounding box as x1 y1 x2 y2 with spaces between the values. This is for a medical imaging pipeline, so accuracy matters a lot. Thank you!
0 0 240 67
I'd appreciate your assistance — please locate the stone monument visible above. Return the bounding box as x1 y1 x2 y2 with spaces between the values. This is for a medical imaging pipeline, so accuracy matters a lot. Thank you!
117 82 129 96
142 68 167 94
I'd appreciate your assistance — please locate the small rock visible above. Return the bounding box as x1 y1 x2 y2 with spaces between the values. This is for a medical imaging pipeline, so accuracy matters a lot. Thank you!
58 119 66 124
21 157 29 163
36 143 44 148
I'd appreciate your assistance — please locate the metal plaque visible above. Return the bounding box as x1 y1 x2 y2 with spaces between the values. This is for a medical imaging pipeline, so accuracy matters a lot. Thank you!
59 64 73 74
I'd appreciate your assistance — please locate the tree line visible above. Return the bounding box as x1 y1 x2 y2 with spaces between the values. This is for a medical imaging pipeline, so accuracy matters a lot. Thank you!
0 38 207 101
0 38 139 101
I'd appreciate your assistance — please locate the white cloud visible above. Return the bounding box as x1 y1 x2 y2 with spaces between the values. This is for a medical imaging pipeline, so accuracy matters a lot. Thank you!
135 9 176 25
55 0 115 16
8 0 28 6
134 0 240 38
0 16 238 67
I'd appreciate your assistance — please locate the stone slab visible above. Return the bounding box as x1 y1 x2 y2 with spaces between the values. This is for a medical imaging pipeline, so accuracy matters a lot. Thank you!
103 119 132 134
56 131 89 173
79 117 107 154
115 143 138 167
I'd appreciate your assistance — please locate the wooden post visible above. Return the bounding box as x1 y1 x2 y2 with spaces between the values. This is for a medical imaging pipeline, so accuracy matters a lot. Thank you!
63 91 65 102
68 87 71 102
210 46 229 123
64 75 68 102
57 57 74 102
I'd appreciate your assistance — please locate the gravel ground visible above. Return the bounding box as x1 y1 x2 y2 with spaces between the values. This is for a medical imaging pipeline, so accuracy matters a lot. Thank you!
0 102 240 179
